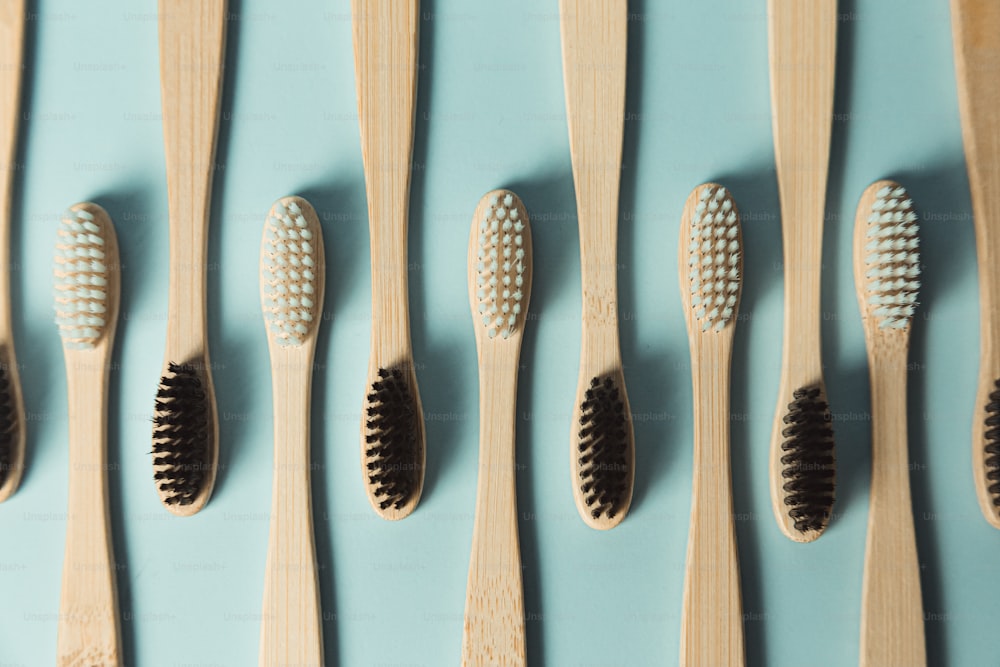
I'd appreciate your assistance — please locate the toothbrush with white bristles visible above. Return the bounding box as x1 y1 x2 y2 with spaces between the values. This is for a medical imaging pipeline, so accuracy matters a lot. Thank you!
258 197 325 666
53 203 122 666
678 184 745 667
462 189 531 666
853 180 925 667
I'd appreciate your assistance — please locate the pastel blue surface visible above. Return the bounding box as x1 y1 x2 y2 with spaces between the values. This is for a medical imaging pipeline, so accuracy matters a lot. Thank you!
0 0 994 665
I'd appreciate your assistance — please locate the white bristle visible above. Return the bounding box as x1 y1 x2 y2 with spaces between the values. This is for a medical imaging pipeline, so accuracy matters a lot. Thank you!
261 199 321 346
53 207 112 349
688 185 741 332
865 184 920 329
475 192 529 339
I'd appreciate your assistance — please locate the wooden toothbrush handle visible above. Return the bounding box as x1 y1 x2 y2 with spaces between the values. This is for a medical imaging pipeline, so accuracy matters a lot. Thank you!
463 351 525 667
352 0 419 344
158 0 226 353
58 359 121 667
559 0 627 336
768 0 836 370
860 350 925 667
260 351 323 667
681 338 744 667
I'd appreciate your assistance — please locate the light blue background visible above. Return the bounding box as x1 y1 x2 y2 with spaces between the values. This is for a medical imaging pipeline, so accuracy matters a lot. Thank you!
0 0 994 665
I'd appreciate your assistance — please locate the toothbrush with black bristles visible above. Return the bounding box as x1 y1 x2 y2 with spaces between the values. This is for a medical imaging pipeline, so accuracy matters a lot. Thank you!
351 0 426 520
152 0 227 515
767 0 838 541
559 0 635 530
0 0 26 503
952 0 1000 528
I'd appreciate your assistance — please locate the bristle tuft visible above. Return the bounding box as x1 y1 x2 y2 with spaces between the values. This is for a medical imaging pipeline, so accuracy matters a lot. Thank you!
53 208 110 348
577 375 629 520
475 192 529 339
688 185 740 332
779 386 836 533
864 184 920 328
0 366 16 489
984 379 1000 507
261 199 321 346
152 363 211 507
364 368 421 511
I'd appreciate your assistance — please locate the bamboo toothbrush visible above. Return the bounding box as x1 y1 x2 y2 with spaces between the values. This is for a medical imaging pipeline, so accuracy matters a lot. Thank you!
259 197 325 666
951 0 1000 528
152 0 227 515
767 0 838 542
853 181 925 667
462 190 531 667
54 203 122 666
559 0 635 530
678 184 745 667
0 0 26 503
351 0 425 520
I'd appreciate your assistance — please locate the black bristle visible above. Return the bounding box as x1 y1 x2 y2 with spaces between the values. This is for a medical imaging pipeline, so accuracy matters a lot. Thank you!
780 385 836 533
152 362 210 506
984 379 1000 507
577 375 629 520
0 365 16 488
365 367 420 511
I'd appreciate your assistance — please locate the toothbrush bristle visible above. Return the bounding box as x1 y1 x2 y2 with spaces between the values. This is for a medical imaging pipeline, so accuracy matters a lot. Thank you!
688 184 741 332
261 198 321 346
780 385 836 533
53 207 111 349
152 362 211 507
474 191 530 339
364 367 421 511
577 375 630 520
984 380 1000 507
864 184 920 329
0 366 15 489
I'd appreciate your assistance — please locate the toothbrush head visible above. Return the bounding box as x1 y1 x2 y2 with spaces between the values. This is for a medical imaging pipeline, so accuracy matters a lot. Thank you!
0 366 18 496
153 362 212 511
364 366 422 516
779 385 836 536
575 374 632 526
53 204 119 350
469 190 532 341
261 196 325 346
682 183 742 334
857 182 920 331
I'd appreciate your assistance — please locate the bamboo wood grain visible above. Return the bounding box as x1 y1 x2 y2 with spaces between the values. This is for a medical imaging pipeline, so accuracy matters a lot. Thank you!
462 191 531 667
258 199 325 666
678 186 744 667
57 204 121 667
155 0 226 516
559 0 635 530
351 0 425 520
853 181 926 667
463 348 525 667
0 0 26 502
951 0 1000 529
766 0 837 542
